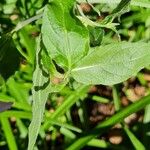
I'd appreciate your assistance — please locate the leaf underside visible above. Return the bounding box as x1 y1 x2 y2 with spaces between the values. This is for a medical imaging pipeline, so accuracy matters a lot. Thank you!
28 37 51 150
71 42 150 85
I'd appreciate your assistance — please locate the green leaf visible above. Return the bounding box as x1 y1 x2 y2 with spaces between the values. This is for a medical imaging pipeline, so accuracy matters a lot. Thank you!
89 27 104 47
28 37 51 150
0 35 20 80
112 0 131 14
42 1 89 70
71 42 150 85
124 125 145 150
78 0 150 9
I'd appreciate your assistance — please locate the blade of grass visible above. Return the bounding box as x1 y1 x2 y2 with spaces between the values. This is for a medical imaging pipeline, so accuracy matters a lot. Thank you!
113 85 145 150
0 117 18 150
87 139 127 150
124 125 145 150
0 111 32 119
78 100 90 131
16 119 28 138
92 95 109 103
112 85 121 111
7 78 30 104
87 139 109 148
143 104 150 123
137 73 147 86
66 94 150 150
143 104 150 147
60 127 76 139
45 119 82 133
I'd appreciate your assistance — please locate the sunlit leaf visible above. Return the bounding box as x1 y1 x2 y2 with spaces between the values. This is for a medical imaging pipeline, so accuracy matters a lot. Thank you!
42 1 89 69
71 42 150 85
28 37 51 150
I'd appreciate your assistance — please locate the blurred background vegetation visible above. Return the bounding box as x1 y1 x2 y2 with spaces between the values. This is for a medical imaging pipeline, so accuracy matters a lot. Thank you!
0 0 150 150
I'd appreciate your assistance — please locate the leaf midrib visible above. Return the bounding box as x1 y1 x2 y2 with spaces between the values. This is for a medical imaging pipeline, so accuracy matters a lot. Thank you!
72 53 149 71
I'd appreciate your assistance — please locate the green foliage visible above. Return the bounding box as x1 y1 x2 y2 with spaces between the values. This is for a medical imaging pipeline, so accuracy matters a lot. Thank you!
42 2 89 69
0 0 150 150
66 94 150 150
71 42 150 85
124 125 145 150
89 27 104 47
28 37 51 150
78 0 150 8
0 117 18 150
112 0 131 14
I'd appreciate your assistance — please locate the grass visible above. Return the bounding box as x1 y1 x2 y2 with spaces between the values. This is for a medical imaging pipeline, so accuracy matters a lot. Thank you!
0 0 150 150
